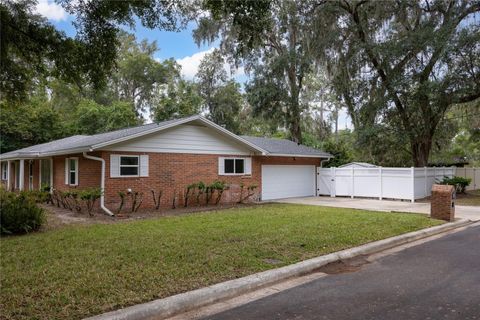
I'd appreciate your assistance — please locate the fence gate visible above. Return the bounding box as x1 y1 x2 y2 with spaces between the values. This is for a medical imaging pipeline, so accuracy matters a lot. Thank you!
317 168 334 196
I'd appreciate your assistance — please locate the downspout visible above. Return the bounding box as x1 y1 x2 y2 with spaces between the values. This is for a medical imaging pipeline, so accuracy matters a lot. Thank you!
82 152 114 216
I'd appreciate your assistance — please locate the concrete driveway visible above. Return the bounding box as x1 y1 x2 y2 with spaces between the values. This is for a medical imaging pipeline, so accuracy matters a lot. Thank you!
275 196 480 221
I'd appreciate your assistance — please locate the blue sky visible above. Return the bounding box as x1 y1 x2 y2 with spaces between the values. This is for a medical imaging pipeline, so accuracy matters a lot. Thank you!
35 0 351 128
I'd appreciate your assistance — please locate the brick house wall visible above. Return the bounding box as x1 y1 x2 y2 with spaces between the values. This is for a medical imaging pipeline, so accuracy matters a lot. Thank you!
100 152 321 212
52 154 102 192
2 152 322 213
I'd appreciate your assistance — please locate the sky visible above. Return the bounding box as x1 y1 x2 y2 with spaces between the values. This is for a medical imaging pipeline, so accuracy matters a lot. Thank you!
34 0 351 129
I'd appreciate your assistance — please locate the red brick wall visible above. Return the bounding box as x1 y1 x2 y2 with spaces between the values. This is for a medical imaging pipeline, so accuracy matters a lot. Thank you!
2 153 323 212
52 154 102 191
101 151 261 211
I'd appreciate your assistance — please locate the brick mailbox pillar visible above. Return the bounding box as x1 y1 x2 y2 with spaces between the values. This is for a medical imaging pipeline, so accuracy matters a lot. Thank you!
430 184 455 221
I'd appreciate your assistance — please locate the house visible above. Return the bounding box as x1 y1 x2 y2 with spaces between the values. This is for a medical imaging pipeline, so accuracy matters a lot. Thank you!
338 162 378 169
0 115 332 214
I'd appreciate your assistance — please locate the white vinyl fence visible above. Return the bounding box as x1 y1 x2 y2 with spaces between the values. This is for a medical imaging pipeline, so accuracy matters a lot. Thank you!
454 167 480 191
317 166 457 202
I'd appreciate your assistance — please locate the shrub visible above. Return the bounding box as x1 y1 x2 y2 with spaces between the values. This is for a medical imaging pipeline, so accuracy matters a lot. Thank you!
0 189 45 235
20 190 50 203
439 176 471 194
79 188 102 216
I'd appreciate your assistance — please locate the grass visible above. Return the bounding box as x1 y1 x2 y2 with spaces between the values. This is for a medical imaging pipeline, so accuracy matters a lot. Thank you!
455 189 480 206
0 204 442 320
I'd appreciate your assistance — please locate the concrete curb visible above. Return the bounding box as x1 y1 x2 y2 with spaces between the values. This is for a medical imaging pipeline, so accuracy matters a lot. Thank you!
86 219 472 320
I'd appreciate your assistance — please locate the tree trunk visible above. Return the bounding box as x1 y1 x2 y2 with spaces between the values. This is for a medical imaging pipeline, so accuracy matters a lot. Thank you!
411 137 433 167
290 117 302 144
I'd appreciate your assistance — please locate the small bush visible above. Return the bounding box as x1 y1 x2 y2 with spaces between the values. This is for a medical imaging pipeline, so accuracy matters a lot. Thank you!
79 188 102 216
439 176 471 194
0 190 45 235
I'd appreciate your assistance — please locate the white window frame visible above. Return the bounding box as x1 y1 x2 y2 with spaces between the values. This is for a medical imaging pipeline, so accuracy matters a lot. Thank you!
65 157 79 186
221 157 246 176
1 162 7 181
119 155 140 177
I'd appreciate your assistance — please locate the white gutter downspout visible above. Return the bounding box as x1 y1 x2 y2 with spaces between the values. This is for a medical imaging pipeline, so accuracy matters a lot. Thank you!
82 152 114 216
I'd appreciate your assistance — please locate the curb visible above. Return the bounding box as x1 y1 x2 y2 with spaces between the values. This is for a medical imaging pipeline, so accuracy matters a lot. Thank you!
86 219 472 320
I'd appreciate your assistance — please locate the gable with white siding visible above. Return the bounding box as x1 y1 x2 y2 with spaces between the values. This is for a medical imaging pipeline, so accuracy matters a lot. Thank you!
102 124 253 155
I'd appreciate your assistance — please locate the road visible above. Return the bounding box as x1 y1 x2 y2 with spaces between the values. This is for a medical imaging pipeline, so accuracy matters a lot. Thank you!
203 225 480 320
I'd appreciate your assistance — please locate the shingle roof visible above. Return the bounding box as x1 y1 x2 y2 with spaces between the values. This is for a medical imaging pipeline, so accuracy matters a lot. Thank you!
0 115 331 159
241 136 332 158
0 117 196 159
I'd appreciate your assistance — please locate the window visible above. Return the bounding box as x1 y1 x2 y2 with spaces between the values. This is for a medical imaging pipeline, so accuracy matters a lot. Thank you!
120 156 139 176
65 158 78 186
220 157 251 175
1 162 7 181
110 155 148 178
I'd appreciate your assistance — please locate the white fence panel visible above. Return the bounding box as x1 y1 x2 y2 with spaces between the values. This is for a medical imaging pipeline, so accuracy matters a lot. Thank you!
381 168 413 201
317 166 458 202
455 168 479 191
353 168 381 198
334 168 353 197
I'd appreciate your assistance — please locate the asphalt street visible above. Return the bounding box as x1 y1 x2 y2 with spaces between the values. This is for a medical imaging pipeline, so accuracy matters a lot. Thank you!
203 225 480 320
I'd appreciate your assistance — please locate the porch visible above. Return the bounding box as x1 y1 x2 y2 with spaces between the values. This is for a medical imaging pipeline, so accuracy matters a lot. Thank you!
0 158 53 192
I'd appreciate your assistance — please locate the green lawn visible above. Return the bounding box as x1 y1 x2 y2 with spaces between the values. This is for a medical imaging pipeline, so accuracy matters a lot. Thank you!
0 204 442 320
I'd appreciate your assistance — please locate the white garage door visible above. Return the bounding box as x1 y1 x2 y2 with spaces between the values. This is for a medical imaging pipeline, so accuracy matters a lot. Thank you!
261 165 316 200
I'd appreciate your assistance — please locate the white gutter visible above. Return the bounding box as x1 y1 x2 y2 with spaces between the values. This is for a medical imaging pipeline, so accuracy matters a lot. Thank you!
82 152 114 216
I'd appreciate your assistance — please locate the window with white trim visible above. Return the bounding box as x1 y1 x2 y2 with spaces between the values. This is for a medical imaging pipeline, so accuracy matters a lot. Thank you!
120 156 139 176
1 162 7 180
219 157 251 175
65 158 79 186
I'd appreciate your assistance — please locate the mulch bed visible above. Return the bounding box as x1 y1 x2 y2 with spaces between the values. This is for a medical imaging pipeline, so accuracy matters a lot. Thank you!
40 202 265 230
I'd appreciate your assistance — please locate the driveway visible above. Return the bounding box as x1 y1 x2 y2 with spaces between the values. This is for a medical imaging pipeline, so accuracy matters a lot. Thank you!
203 224 480 320
275 196 480 221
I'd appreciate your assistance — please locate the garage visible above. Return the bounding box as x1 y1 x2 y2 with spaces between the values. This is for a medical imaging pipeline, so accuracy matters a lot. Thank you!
261 165 316 200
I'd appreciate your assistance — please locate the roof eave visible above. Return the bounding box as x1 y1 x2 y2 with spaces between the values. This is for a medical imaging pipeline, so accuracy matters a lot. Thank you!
265 153 333 158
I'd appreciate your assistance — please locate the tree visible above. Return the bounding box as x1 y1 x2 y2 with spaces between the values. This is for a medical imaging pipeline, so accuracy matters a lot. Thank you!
0 0 189 101
196 49 243 132
69 99 140 135
325 0 480 166
0 98 66 153
152 79 202 122
109 32 180 116
196 1 335 143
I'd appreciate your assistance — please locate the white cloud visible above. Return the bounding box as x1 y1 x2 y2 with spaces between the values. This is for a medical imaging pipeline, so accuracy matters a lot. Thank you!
175 48 245 81
34 0 69 22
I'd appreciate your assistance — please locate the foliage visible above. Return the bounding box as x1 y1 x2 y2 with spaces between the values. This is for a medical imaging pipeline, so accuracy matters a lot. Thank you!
325 0 480 166
153 79 202 122
79 188 102 216
0 98 66 153
109 32 181 116
439 176 472 194
69 99 140 135
0 0 190 101
197 1 338 143
196 50 243 133
0 189 45 235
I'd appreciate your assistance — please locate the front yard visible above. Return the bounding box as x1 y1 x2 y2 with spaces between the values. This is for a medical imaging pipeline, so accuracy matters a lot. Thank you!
0 204 442 319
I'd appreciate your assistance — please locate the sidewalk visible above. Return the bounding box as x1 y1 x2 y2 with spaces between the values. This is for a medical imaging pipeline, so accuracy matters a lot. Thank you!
275 196 480 221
